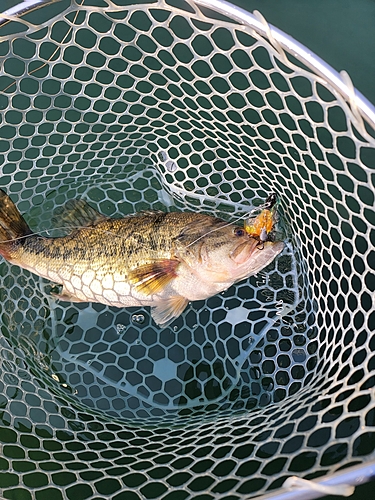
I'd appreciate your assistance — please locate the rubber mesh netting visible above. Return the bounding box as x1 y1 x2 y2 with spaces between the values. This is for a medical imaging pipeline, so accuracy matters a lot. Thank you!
0 0 374 498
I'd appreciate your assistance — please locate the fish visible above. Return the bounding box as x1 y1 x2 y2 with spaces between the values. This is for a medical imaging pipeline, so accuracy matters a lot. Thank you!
0 189 284 326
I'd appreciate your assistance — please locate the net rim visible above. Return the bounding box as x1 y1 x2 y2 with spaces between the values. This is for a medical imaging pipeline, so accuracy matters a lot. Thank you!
194 0 375 132
2 0 375 135
0 0 56 20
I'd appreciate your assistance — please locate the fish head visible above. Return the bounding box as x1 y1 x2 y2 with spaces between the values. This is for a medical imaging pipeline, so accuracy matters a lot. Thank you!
200 224 284 283
176 218 284 292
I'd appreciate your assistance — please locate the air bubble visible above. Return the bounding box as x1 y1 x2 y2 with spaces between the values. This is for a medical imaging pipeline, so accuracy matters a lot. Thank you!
131 314 145 324
250 367 261 379
116 323 127 334
158 151 168 162
165 160 177 172
263 380 274 391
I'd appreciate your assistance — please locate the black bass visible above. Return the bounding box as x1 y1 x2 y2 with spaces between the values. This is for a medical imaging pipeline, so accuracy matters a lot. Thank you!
0 190 283 326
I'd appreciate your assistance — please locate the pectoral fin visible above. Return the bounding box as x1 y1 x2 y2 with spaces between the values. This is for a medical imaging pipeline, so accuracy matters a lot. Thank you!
128 259 179 295
151 295 188 326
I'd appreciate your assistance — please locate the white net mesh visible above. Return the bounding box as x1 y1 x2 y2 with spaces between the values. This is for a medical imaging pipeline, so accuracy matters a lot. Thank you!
0 0 374 498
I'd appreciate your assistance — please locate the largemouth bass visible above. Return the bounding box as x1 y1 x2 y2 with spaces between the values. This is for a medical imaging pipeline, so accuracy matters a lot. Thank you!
0 190 284 326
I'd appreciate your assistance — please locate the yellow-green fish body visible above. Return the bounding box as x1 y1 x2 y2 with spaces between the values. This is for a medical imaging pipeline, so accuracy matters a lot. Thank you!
0 190 284 325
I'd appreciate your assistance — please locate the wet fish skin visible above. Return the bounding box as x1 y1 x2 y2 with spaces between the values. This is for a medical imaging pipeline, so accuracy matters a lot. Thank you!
0 190 284 325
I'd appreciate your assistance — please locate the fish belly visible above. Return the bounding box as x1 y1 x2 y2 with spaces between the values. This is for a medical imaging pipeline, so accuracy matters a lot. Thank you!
57 266 153 307
14 253 151 308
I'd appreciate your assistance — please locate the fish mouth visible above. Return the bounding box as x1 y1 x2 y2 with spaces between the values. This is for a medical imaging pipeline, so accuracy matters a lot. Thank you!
230 238 259 265
229 239 284 283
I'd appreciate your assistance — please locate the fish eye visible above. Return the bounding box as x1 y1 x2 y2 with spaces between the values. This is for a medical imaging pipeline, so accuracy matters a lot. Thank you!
235 228 245 237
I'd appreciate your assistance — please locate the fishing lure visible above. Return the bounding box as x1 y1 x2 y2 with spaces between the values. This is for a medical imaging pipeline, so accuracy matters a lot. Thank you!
244 193 278 248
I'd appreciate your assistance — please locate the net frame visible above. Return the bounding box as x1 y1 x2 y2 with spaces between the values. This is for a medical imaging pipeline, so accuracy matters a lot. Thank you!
0 0 374 499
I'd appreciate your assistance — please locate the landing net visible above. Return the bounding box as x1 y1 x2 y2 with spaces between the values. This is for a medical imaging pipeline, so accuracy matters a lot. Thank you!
0 1 374 499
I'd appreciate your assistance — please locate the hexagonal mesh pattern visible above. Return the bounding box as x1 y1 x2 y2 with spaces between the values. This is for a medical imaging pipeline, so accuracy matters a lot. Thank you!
0 0 374 499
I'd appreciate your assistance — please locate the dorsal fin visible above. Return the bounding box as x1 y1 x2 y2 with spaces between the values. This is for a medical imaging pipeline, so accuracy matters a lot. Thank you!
52 199 108 232
138 209 165 217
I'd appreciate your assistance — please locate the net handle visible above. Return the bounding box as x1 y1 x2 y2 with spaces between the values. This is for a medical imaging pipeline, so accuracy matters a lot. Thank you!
254 460 375 500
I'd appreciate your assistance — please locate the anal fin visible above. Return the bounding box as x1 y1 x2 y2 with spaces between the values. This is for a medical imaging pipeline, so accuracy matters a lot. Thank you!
51 287 87 303
128 259 179 295
151 295 188 326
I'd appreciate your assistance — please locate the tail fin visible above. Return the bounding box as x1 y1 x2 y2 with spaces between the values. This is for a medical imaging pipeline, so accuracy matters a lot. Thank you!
0 189 32 260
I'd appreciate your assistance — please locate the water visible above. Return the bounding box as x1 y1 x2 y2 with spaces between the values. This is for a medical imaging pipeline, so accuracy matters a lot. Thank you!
0 161 313 426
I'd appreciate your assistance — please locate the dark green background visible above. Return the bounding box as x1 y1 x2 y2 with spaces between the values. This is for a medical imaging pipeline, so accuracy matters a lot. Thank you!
3 0 375 104
224 0 375 107
228 3 375 499
1 0 374 499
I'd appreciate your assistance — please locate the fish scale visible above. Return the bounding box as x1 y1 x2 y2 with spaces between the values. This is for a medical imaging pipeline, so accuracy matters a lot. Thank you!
0 189 284 325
